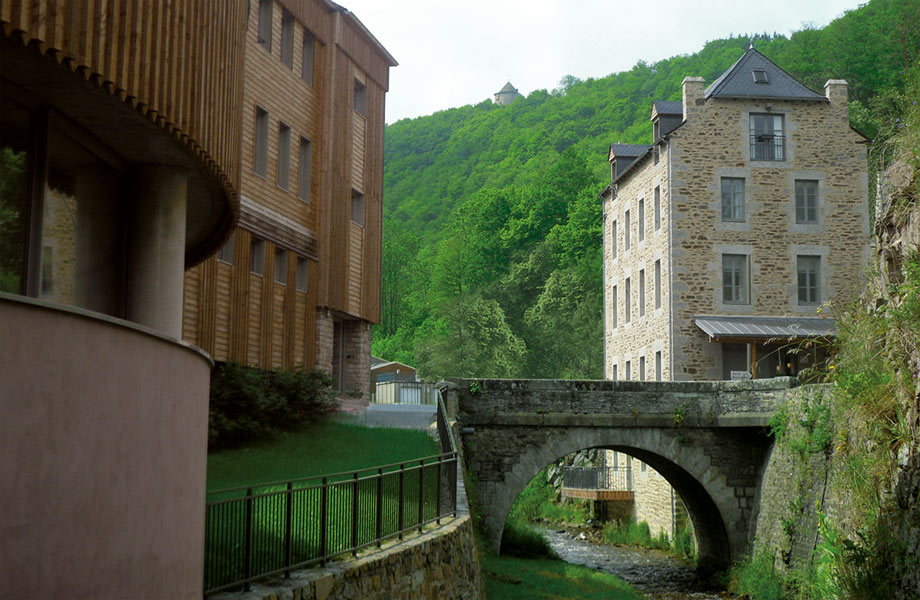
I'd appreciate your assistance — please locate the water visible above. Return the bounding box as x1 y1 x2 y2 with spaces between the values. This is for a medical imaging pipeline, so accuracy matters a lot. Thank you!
537 527 736 599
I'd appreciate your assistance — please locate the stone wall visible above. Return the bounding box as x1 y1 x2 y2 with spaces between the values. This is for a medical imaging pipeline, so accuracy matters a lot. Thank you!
214 517 484 600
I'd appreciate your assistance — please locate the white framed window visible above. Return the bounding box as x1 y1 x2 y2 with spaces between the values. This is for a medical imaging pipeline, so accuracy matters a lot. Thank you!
722 254 750 304
721 177 744 222
257 0 272 50
625 277 631 323
250 237 265 276
750 113 784 160
254 107 269 177
351 189 365 227
302 28 315 85
638 199 645 242
280 9 294 68
795 180 818 224
277 122 291 190
639 269 646 317
296 257 308 292
797 255 821 305
274 247 287 284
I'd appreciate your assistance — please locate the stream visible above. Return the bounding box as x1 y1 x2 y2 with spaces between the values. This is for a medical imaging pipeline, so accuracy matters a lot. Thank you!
537 527 737 599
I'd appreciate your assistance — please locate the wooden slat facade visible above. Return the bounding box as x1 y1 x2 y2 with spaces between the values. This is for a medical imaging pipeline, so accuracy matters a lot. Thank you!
179 0 392 378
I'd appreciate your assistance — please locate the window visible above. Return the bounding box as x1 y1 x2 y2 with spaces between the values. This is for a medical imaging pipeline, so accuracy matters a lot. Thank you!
750 113 784 160
277 122 291 190
257 0 272 50
625 277 631 323
612 364 618 380
752 69 768 83
274 247 287 283
797 255 821 305
250 237 265 275
624 210 631 250
722 254 749 304
217 232 234 264
655 351 662 381
795 180 818 224
638 199 645 242
639 269 646 317
611 220 617 258
254 107 269 177
299 137 312 202
721 177 744 222
302 28 315 85
654 259 661 309
351 190 365 226
296 257 308 292
639 356 646 381
654 186 661 231
612 285 618 328
354 79 367 117
625 360 632 380
280 9 294 68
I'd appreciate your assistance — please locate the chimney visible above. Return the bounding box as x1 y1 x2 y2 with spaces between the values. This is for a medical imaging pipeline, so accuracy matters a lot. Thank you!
824 79 848 104
682 76 705 120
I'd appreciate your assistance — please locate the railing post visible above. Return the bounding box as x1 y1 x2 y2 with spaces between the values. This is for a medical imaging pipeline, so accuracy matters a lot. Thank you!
451 454 458 517
319 477 328 566
417 459 425 533
284 482 293 578
351 472 360 556
436 456 443 524
375 468 383 547
398 463 405 540
244 488 254 592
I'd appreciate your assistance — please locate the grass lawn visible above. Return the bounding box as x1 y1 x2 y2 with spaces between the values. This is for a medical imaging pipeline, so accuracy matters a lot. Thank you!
481 554 646 600
206 420 439 492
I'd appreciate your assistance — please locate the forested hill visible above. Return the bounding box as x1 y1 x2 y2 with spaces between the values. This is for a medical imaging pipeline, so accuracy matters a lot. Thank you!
375 0 920 380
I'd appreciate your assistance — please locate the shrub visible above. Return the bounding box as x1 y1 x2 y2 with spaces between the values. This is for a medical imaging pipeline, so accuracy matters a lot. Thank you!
208 361 337 450
500 516 558 559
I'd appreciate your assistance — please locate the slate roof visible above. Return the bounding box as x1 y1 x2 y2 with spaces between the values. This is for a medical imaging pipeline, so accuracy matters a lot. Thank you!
652 100 683 115
704 48 826 101
694 315 837 341
609 143 650 157
497 81 519 94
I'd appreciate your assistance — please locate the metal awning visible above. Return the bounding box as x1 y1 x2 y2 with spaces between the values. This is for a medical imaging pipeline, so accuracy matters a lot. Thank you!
693 315 837 341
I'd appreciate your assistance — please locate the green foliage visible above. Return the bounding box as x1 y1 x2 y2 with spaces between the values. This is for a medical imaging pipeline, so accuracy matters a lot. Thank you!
602 519 671 551
769 403 789 441
500 517 558 559
207 361 337 450
0 147 27 293
673 524 696 560
728 553 785 600
508 468 591 526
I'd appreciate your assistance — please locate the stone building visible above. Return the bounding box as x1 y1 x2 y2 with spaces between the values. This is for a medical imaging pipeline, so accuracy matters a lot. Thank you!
180 0 396 398
598 47 869 538
494 81 523 106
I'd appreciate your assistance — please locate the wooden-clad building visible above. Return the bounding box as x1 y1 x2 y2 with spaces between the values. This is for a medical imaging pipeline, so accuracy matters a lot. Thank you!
181 0 395 397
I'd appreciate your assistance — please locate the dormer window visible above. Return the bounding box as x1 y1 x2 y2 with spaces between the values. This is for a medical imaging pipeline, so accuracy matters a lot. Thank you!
752 69 768 83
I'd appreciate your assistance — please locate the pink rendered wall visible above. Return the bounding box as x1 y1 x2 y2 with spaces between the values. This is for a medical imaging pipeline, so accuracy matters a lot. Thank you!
0 294 212 599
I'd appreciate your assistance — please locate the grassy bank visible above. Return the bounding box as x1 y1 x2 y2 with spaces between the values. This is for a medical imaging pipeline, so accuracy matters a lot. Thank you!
207 420 439 491
482 554 646 600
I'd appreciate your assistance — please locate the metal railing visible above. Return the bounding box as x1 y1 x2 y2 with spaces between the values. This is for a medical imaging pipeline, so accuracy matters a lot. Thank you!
203 394 458 596
750 134 785 161
562 466 633 492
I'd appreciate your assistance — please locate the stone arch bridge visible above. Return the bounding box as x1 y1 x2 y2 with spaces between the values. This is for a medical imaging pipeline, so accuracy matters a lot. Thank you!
440 377 799 572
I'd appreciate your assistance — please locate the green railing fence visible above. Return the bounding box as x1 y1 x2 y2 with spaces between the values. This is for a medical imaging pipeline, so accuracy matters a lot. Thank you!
203 394 458 596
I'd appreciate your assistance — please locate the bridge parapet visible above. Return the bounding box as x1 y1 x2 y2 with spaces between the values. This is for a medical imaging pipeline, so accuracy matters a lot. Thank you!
446 377 797 428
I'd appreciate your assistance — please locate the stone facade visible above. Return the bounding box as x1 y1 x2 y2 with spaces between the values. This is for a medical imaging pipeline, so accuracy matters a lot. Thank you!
213 517 484 600
601 49 869 541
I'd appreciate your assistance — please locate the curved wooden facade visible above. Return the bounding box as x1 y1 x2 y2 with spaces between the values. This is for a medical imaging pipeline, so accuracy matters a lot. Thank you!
1 0 246 263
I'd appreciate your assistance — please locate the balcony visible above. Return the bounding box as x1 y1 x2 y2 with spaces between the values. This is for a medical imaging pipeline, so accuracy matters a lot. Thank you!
561 466 635 501
750 134 785 161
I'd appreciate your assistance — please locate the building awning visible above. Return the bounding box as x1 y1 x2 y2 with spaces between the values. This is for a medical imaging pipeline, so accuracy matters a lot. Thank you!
693 315 837 341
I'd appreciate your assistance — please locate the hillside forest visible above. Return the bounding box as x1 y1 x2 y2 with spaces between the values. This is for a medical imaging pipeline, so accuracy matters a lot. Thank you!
373 0 920 380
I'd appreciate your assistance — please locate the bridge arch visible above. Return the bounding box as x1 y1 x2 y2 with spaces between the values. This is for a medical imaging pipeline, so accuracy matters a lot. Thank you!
490 427 738 572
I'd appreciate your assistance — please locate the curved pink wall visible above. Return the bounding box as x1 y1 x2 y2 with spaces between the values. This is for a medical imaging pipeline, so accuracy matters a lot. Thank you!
0 294 212 599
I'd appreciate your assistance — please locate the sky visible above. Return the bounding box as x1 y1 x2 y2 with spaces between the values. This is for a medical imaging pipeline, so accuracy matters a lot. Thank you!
338 0 865 124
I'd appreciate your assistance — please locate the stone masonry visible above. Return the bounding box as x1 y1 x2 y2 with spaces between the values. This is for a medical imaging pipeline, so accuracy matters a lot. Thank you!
445 377 802 572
